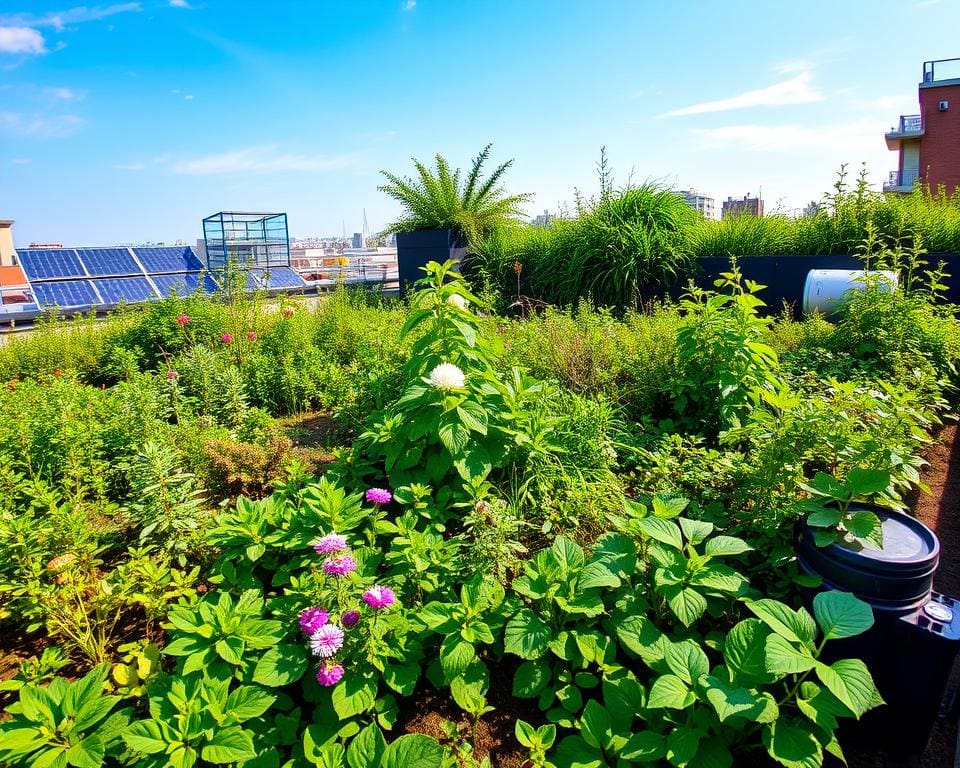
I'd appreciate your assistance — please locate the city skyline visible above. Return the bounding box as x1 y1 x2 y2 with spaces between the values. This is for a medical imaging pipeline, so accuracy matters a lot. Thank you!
1 0 958 246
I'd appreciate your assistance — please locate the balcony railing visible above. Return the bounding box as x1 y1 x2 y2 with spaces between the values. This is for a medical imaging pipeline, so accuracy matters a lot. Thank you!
924 58 960 84
897 114 922 133
883 170 919 192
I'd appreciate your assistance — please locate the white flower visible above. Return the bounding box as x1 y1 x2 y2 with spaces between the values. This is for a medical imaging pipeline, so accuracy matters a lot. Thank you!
428 362 465 390
447 293 468 310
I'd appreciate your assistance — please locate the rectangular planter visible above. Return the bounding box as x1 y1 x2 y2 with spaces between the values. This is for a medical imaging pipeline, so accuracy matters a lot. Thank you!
396 228 466 297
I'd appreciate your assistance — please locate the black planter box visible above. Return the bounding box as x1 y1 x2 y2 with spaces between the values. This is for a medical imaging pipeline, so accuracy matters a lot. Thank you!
396 228 467 297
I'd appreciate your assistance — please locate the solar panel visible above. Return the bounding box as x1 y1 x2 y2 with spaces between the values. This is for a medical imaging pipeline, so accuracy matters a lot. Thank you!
77 248 141 277
17 249 86 280
246 267 305 291
134 247 204 273
31 280 99 309
89 277 158 304
152 272 219 297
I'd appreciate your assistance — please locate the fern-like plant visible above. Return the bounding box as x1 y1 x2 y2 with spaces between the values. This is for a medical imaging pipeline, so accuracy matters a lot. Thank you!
379 144 531 242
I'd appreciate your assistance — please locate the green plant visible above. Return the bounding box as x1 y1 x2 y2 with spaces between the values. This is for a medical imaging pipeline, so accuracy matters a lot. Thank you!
0 663 131 767
515 720 557 768
379 144 531 242
0 647 71 694
797 468 896 548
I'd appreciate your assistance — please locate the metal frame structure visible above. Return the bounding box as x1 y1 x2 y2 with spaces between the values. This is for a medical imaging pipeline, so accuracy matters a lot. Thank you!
202 212 290 270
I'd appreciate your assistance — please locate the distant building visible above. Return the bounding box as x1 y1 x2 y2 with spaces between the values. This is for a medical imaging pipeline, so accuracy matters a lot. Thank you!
885 57 960 193
721 194 764 219
352 232 364 249
802 201 821 217
384 232 397 247
532 210 553 227
677 190 715 219
0 221 16 266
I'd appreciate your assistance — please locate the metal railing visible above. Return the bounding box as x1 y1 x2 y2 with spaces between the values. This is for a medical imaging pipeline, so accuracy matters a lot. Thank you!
883 170 919 191
896 114 922 133
924 58 960 84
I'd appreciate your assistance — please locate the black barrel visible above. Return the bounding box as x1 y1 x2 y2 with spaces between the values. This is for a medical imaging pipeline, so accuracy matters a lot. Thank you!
795 506 939 614
795 506 958 757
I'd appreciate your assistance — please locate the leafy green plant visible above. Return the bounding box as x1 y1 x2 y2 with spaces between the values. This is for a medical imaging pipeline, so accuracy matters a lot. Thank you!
798 468 895 548
379 144 531 242
0 663 130 768
515 720 557 768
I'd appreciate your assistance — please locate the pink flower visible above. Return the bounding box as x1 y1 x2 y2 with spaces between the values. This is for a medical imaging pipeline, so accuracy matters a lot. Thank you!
341 610 361 628
322 555 356 576
313 533 348 555
221 333 234 344
176 314 190 326
299 607 329 635
310 624 345 658
247 331 257 341
362 585 396 610
365 488 393 505
316 661 344 686
166 370 178 380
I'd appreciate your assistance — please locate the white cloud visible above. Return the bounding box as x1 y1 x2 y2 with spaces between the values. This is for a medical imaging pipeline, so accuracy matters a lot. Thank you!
403 0 416 10
10 157 32 164
169 0 192 7
170 146 357 175
0 111 84 138
0 4 141 31
692 118 884 152
44 86 80 100
0 26 46 54
663 69 824 117
183 94 194 100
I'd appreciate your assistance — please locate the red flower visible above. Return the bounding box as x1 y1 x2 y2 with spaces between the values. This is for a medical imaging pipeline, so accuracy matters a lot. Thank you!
176 314 190 326
282 308 294 318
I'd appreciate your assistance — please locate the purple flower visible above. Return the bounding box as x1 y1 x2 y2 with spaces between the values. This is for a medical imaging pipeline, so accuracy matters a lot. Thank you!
313 533 348 555
316 661 345 686
322 554 357 576
341 610 361 628
362 585 396 610
365 488 393 505
299 607 329 635
310 624 345 658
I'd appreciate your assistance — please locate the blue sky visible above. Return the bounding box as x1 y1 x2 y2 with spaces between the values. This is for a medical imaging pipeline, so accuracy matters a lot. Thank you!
1 0 958 246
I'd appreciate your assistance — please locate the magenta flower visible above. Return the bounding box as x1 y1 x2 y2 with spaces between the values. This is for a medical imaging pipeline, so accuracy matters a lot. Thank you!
299 607 329 635
176 314 190 326
322 554 357 576
362 585 396 610
365 488 393 505
316 661 344 686
313 533 348 555
166 369 178 380
247 331 257 341
310 624 345 658
341 610 361 628
221 333 234 344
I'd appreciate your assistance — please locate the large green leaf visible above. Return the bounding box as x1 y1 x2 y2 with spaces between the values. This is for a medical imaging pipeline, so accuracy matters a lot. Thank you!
637 518 683 550
679 518 714 545
647 674 695 710
383 662 419 696
552 537 586 573
225 686 276 723
845 468 891 496
504 609 551 660
746 600 816 647
764 634 816 676
665 640 709 684
762 721 821 768
201 726 256 764
844 511 885 549
65 735 104 768
667 726 703 768
513 660 550 698
661 584 708 627
615 615 668 666
123 721 168 755
814 659 883 719
620 731 667 762
703 536 752 557
579 700 611 751
332 675 377 719
252 644 307 687
813 591 874 640
382 734 444 768
347 724 386 768
701 676 762 722
440 637 475 683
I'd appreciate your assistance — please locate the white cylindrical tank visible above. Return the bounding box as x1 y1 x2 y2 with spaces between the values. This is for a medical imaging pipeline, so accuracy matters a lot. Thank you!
802 269 899 315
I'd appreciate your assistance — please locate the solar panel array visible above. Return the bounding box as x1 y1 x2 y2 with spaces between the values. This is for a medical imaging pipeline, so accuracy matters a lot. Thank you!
15 245 306 311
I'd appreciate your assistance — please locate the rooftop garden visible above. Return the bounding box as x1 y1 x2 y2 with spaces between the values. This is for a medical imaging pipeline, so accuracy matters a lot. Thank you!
2 149 960 768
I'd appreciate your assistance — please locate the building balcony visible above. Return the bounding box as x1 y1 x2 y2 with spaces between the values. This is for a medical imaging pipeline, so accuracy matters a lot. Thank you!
885 114 923 149
923 58 960 87
883 169 919 193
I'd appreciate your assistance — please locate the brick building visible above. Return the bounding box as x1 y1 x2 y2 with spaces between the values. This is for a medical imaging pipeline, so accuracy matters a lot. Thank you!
721 194 764 219
885 58 960 194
